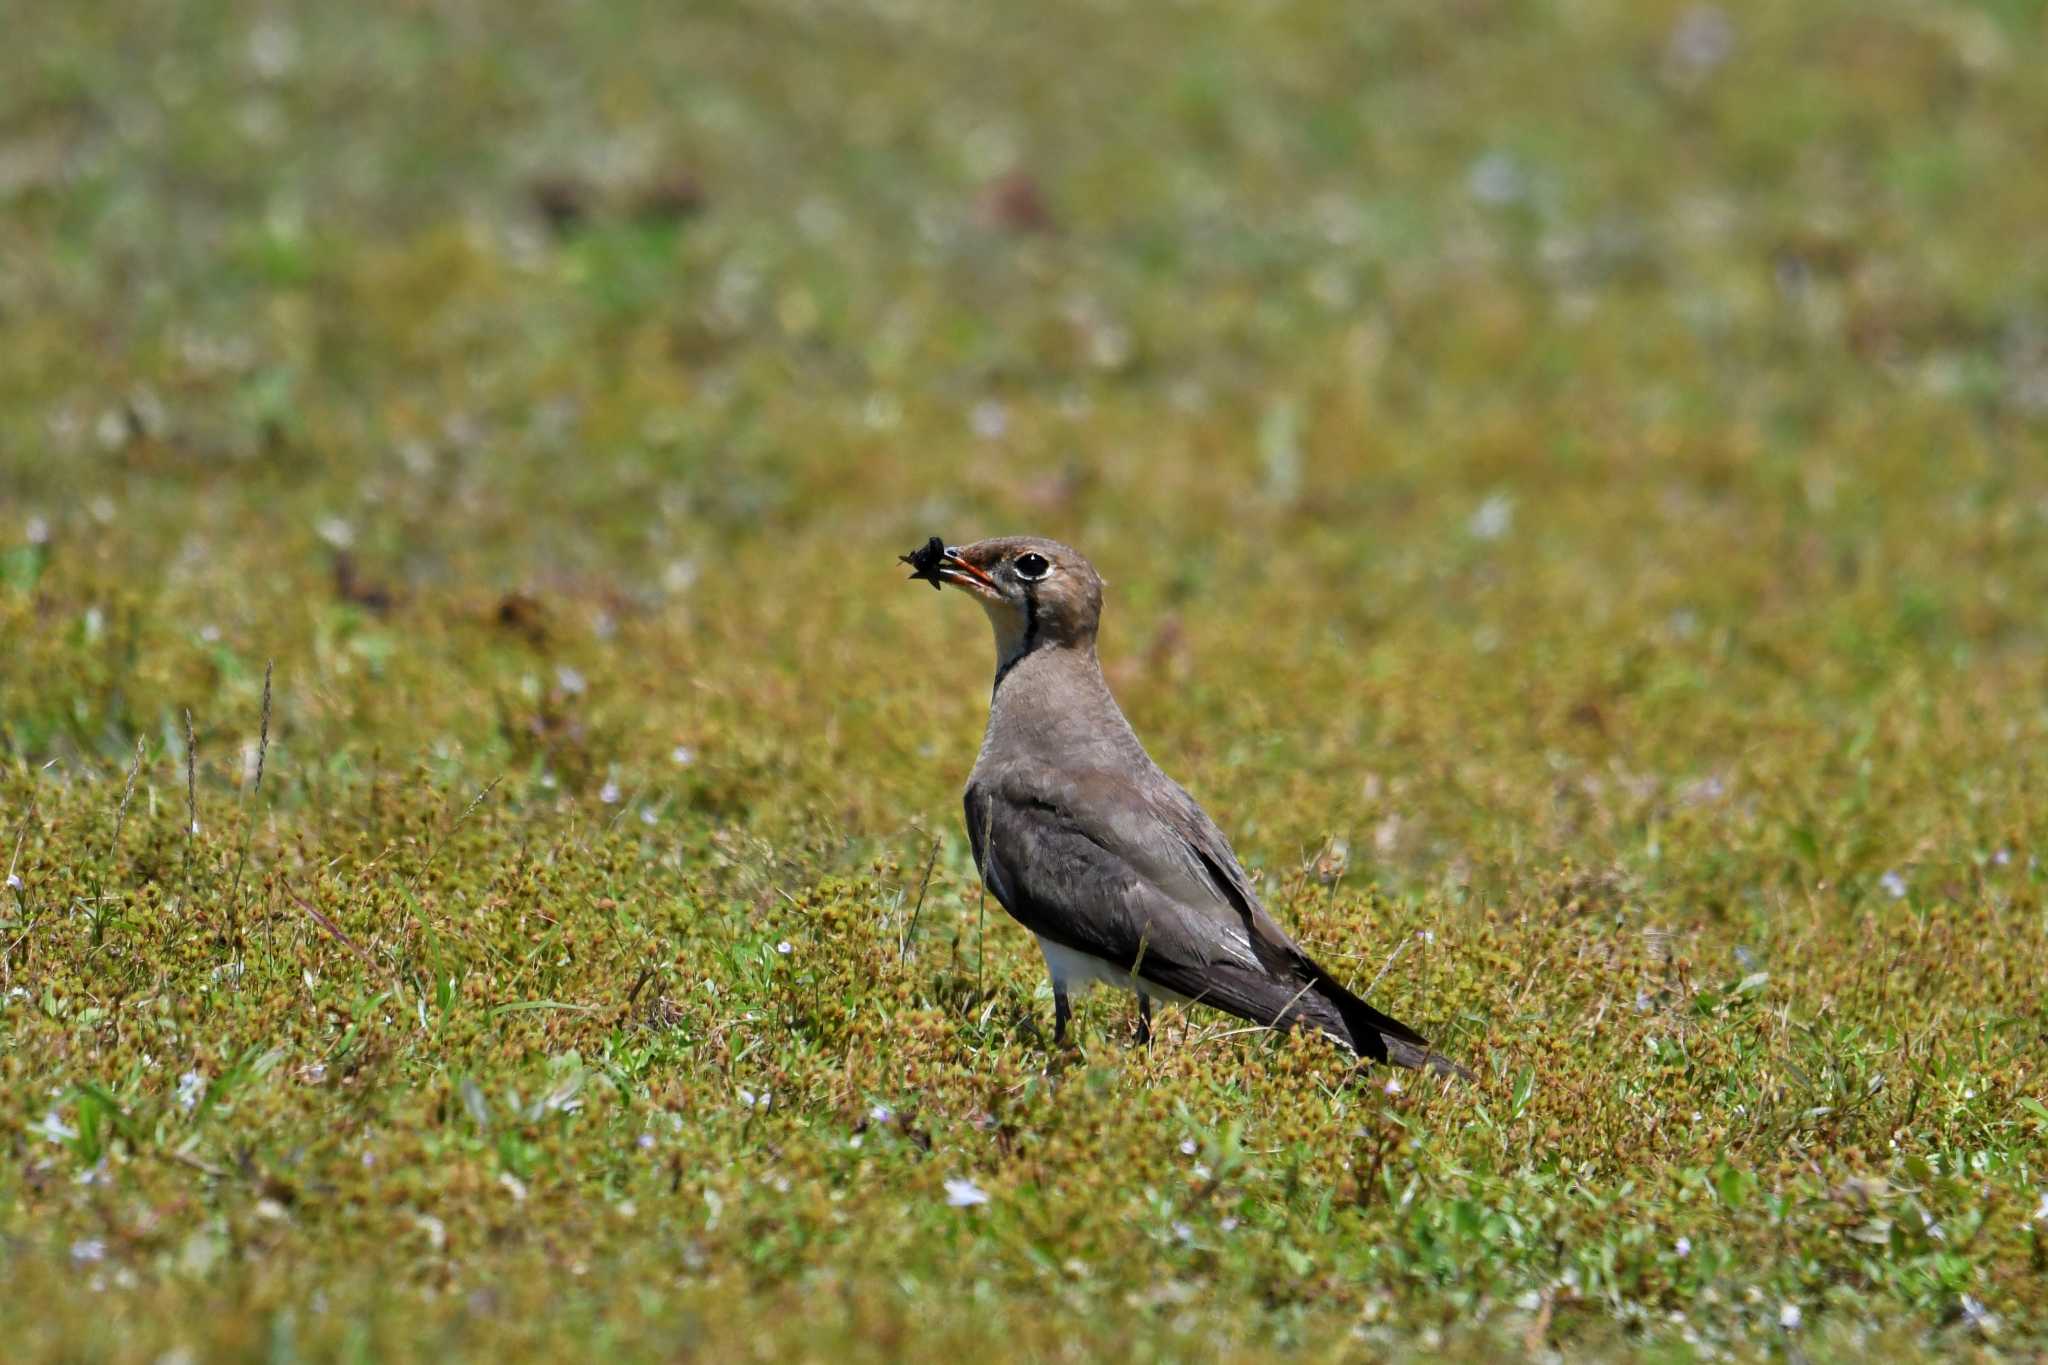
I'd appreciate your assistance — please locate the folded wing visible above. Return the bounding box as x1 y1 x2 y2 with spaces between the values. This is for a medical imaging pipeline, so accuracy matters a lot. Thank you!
965 762 1462 1074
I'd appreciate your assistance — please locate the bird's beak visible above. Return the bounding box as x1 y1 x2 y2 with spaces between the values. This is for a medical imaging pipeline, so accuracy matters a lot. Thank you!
935 547 1000 598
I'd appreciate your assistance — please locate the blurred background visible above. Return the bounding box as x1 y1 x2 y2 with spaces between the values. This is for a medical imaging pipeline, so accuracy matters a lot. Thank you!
4 0 2047 892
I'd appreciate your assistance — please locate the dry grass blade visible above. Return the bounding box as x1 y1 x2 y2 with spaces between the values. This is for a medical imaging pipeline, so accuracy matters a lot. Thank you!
228 664 277 947
252 659 273 797
899 836 940 961
183 709 198 840
4 802 30 893
109 737 145 862
285 889 373 965
405 776 502 898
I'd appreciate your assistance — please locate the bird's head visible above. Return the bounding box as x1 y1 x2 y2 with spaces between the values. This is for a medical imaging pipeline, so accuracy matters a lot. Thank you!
901 535 1104 664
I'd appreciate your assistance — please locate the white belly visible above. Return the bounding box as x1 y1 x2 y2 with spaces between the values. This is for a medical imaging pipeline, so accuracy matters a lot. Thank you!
1035 936 1193 1005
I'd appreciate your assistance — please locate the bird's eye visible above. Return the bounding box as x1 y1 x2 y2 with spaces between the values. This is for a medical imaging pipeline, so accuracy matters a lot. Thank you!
1013 552 1051 581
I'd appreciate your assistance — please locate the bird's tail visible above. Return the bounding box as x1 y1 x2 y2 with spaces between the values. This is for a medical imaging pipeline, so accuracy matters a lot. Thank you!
1309 971 1472 1081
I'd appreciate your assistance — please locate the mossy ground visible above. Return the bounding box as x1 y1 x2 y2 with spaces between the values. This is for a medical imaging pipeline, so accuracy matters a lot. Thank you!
5 0 2048 1359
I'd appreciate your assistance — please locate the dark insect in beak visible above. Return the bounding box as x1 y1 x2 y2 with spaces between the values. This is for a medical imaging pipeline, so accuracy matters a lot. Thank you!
900 535 949 590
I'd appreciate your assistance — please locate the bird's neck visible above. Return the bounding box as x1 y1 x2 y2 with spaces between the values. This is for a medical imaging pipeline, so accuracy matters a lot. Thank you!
985 602 1036 691
979 640 1150 771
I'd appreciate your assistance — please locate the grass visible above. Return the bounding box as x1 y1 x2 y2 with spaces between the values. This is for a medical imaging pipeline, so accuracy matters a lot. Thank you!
4 0 2048 1357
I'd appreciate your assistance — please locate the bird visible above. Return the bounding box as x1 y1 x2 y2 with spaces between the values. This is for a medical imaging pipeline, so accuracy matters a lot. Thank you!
903 534 1469 1079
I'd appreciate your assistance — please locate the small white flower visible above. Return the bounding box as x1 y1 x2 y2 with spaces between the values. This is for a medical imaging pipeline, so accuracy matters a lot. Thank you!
1179 1139 1198 1156
32 1110 78 1143
598 780 621 805
1960 1294 1999 1335
555 665 586 696
1219 1217 1239 1233
70 1239 106 1265
5 873 20 891
738 1087 769 1109
776 941 792 956
861 393 904 431
1191 1163 1212 1182
970 400 1009 440
247 19 301 79
1467 153 1526 207
1778 1303 1802 1330
498 1172 528 1202
1993 848 2012 867
868 1103 894 1124
637 1133 656 1151
945 1177 989 1207
1171 1221 1194 1243
1674 1236 1691 1258
639 807 657 826
1879 870 1907 900
670 745 696 766
26 515 50 545
1468 494 1515 541
2032 1191 2048 1224
1664 5 1735 82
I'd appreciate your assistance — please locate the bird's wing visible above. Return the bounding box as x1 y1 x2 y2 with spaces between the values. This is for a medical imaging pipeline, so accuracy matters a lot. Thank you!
1141 777 1441 1058
965 763 1282 985
966 762 1455 1069
1139 773 1321 964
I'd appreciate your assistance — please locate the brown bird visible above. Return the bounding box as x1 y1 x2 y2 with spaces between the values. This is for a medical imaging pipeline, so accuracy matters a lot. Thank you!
905 535 1468 1078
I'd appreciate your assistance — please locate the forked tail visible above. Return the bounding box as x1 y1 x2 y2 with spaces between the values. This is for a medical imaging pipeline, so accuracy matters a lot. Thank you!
1311 970 1473 1081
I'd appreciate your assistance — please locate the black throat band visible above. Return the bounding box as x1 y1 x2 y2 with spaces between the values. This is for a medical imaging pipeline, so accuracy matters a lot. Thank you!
992 589 1040 695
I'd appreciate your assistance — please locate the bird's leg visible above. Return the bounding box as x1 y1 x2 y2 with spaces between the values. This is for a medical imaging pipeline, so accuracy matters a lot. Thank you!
1135 993 1153 1046
1053 986 1072 1047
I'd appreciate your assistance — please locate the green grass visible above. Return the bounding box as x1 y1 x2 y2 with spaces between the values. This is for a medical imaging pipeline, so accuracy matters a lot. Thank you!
5 0 2048 1358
